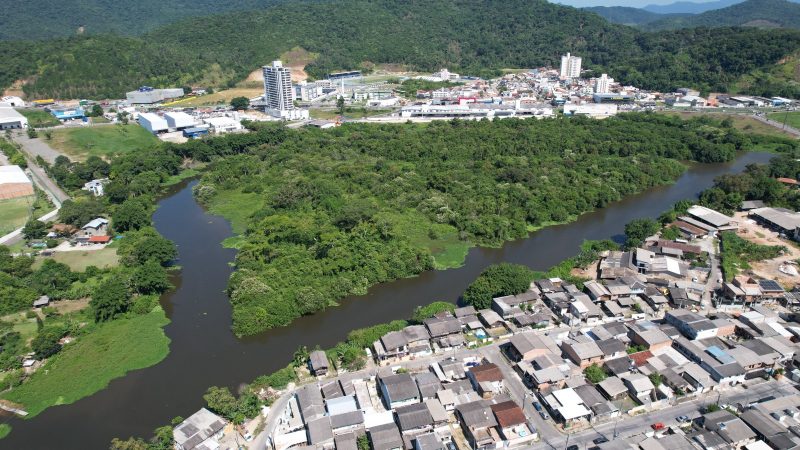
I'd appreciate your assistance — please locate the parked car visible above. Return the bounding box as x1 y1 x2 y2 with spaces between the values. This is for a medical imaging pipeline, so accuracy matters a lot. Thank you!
651 422 666 431
593 437 609 444
539 411 550 420
533 401 542 411
567 446 579 450
676 415 690 423
243 431 253 442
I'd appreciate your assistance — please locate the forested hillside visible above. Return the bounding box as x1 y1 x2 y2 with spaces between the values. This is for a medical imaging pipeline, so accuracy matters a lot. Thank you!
648 0 800 30
0 0 285 40
584 6 683 26
2 0 800 99
182 114 764 335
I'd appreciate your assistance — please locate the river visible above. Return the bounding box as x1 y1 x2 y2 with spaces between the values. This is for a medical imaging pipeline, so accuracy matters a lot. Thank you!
1 151 773 449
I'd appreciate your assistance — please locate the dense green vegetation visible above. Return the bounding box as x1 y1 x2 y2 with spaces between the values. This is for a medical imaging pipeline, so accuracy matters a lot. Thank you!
584 363 608 383
3 0 800 98
395 79 463 99
0 0 285 40
720 232 787 280
648 0 800 31
183 113 760 335
462 264 535 309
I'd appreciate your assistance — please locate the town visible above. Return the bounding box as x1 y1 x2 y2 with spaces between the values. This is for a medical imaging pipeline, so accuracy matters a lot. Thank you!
172 201 800 450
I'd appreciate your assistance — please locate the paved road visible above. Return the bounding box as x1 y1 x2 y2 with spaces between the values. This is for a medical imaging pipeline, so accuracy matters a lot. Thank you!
13 130 65 164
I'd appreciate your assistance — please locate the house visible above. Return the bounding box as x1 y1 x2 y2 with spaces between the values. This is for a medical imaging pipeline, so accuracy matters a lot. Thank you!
478 309 505 328
82 179 106 197
424 316 461 338
702 410 757 448
379 373 420 409
413 433 446 450
492 291 539 318
467 363 504 397
739 410 796 450
0 165 33 200
490 400 536 444
584 280 612 302
297 385 326 422
424 398 449 426
622 373 655 401
597 376 628 400
596 338 626 361
503 332 551 362
628 321 673 351
335 432 358 450
32 295 50 308
174 408 226 450
561 337 603 368
309 350 329 376
542 387 592 424
377 331 408 360
330 410 364 435
80 217 109 237
666 309 719 340
574 384 620 420
414 372 441 399
455 400 499 450
368 422 404 450
404 325 432 356
395 402 434 433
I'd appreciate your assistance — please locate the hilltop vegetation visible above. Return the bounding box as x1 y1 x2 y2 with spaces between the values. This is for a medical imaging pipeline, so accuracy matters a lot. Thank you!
648 0 800 30
182 113 765 335
0 0 285 40
2 0 800 99
585 6 686 26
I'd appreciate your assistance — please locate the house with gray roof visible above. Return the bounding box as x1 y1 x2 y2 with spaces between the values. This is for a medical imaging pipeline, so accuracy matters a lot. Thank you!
334 432 358 450
413 433 446 450
424 316 462 338
455 400 498 450
368 422 403 450
309 350 330 376
414 372 441 399
561 337 603 368
395 402 434 433
597 376 628 400
174 408 227 450
379 373 420 409
702 410 757 448
297 384 326 422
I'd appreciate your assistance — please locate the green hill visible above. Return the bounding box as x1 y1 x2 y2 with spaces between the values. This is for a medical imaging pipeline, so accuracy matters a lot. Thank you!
2 0 800 99
0 0 285 40
584 6 685 26
649 0 800 30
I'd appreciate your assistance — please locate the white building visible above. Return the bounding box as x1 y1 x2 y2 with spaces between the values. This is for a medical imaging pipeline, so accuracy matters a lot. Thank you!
202 116 244 134
83 179 107 197
595 73 611 94
560 53 582 80
164 111 195 130
0 165 34 200
1 96 25 107
263 60 308 120
126 87 184 105
563 103 618 118
138 113 169 134
0 104 28 130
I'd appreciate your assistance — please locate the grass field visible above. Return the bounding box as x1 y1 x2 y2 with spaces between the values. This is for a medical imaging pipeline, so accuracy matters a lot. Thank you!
663 111 795 139
16 109 60 128
33 248 119 272
206 189 264 236
382 210 470 269
1 306 170 418
162 88 263 108
767 112 800 131
48 124 159 160
0 196 35 235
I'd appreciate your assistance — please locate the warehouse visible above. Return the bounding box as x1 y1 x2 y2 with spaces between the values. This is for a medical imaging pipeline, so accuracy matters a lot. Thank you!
126 86 184 105
0 165 34 200
138 113 169 134
203 116 244 134
164 111 195 130
0 104 28 130
50 107 85 121
749 207 800 239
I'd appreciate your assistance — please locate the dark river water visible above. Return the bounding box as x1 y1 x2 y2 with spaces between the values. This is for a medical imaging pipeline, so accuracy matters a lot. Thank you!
1 151 774 449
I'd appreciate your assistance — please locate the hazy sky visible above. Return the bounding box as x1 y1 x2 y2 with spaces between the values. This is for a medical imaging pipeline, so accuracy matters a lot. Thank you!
551 0 717 6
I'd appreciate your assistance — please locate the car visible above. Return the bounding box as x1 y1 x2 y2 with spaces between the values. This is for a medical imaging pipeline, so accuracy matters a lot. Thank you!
243 431 253 442
651 422 666 431
533 401 542 411
567 446 579 450
539 411 550 420
465 362 479 368
676 415 690 423
593 437 609 444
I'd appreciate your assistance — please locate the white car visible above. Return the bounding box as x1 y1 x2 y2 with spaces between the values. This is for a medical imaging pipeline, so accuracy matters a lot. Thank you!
244 431 254 442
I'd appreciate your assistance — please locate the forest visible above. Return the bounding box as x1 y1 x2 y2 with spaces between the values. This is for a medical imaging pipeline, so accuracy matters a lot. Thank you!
178 113 763 336
2 0 800 98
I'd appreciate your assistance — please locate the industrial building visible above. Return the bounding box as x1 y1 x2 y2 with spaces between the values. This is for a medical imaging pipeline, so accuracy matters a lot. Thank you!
138 113 169 134
126 86 184 105
0 165 34 200
202 116 243 134
262 61 309 120
0 104 28 130
164 111 195 130
50 107 85 121
1 96 24 107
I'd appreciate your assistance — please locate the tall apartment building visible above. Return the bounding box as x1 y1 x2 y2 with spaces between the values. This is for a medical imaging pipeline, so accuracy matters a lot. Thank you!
560 53 582 80
263 60 308 120
595 73 611 94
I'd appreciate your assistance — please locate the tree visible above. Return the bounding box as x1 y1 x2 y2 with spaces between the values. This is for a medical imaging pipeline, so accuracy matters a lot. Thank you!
292 345 309 368
131 235 177 266
584 363 607 384
27 127 38 139
22 219 47 240
58 199 106 228
31 325 67 358
624 218 660 249
230 96 249 111
462 263 534 309
113 198 151 232
412 301 455 323
204 386 238 420
132 259 171 294
90 104 104 117
29 259 76 296
357 434 371 450
90 277 131 322
648 373 663 386
337 96 345 115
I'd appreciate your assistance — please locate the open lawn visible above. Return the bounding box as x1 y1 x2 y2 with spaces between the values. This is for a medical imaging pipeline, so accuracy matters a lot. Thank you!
48 124 159 160
1 307 170 417
768 111 800 131
207 189 264 236
380 210 470 269
16 109 60 128
663 111 795 139
0 196 34 235
162 88 262 108
33 248 119 271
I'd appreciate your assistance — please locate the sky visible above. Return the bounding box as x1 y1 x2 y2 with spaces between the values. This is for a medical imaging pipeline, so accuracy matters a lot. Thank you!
551 0 717 6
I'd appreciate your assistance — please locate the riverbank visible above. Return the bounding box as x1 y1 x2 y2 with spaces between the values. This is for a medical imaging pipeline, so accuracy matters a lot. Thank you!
0 306 170 419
